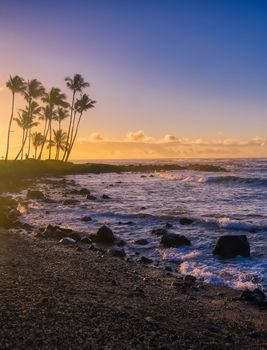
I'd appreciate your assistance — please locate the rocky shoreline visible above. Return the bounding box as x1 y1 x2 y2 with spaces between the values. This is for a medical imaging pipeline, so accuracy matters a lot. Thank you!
0 229 266 349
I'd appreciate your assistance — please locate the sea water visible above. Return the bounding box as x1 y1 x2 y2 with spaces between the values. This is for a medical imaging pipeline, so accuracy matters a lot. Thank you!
20 158 267 292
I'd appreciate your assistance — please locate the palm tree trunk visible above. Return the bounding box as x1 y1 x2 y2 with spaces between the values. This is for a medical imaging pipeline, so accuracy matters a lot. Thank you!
63 91 75 161
5 92 15 161
27 128 32 157
15 129 28 161
48 122 52 160
38 120 50 160
65 112 83 162
35 146 37 160
21 129 25 160
69 110 77 151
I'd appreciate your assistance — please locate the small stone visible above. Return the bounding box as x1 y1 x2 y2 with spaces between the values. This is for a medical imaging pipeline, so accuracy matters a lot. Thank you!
59 237 76 245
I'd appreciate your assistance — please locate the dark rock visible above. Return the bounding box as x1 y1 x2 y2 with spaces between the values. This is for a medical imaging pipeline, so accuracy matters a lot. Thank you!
80 237 92 244
117 221 133 226
81 216 92 222
151 228 168 236
240 288 266 305
27 190 45 200
135 239 149 245
69 188 90 195
184 275 196 283
96 225 115 244
140 256 153 264
213 235 250 259
116 239 126 247
161 232 191 248
140 206 147 210
180 218 194 225
63 199 79 205
102 194 111 199
165 223 173 229
69 232 81 241
109 248 126 258
59 237 76 245
86 194 97 201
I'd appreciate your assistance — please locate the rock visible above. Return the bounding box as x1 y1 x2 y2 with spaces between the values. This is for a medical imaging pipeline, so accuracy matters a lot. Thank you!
184 275 196 283
69 232 81 241
69 188 90 195
213 235 250 259
7 208 21 220
27 190 45 200
59 237 76 245
180 218 194 225
38 225 71 240
96 225 115 244
135 239 149 245
63 199 79 205
151 228 168 236
109 248 126 257
161 232 191 247
240 288 266 305
116 239 126 247
165 223 173 229
102 194 111 199
81 216 92 222
87 194 97 201
140 256 153 264
80 237 92 244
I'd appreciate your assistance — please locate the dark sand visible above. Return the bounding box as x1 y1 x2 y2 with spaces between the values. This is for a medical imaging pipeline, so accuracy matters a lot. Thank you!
0 230 266 349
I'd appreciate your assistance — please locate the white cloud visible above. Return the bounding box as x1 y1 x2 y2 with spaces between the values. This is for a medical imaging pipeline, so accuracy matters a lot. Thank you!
126 130 153 142
90 132 105 142
162 134 181 143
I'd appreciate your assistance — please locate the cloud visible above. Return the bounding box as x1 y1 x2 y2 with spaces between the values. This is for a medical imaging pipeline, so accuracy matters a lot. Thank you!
162 134 181 143
90 132 105 142
126 130 153 142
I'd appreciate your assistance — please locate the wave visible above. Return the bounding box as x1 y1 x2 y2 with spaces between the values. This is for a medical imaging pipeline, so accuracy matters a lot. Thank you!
157 172 267 187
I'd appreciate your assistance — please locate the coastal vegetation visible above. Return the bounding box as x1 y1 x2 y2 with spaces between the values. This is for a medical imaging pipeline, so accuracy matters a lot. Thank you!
4 74 96 162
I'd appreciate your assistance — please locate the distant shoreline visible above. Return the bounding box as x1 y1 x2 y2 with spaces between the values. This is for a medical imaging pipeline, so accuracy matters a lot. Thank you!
0 159 225 192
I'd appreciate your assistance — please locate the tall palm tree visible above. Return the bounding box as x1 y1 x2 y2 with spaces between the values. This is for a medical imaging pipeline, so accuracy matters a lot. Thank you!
25 101 42 157
51 129 67 160
31 132 44 159
14 111 39 160
38 105 54 160
41 88 68 160
55 107 69 131
65 94 96 161
63 74 89 161
5 75 25 160
23 79 45 157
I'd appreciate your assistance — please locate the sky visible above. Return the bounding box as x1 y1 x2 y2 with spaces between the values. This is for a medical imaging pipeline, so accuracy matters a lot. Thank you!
0 0 267 159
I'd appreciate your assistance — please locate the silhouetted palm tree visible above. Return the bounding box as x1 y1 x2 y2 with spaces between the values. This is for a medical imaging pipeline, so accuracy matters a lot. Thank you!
41 88 68 160
65 94 96 161
51 129 67 160
5 75 25 160
56 107 69 131
31 132 44 159
23 79 45 157
63 74 89 161
14 111 39 160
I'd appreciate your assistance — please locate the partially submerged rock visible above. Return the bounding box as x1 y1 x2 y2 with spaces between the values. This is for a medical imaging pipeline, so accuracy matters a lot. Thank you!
180 218 194 225
95 225 115 244
60 237 76 245
102 194 111 199
63 199 80 206
135 239 149 245
213 235 250 259
239 288 266 306
27 190 45 200
109 248 126 258
81 216 92 222
87 194 97 201
140 256 153 264
151 228 168 236
69 188 90 195
161 232 191 248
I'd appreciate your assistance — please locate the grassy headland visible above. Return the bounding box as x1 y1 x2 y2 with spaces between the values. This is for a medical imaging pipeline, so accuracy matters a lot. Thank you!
0 159 225 192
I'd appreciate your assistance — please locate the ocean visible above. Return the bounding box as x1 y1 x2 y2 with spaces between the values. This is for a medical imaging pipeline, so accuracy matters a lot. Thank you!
20 158 267 292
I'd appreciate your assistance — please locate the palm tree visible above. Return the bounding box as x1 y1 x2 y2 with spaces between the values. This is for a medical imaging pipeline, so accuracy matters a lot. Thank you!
65 94 96 161
63 74 89 161
41 88 68 160
31 132 44 159
51 129 67 160
38 105 54 160
55 107 69 131
23 79 45 157
5 75 25 160
25 101 42 157
14 111 39 160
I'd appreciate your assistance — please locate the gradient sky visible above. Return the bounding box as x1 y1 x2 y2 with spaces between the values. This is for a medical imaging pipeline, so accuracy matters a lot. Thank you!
0 0 267 159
